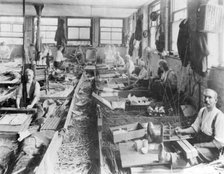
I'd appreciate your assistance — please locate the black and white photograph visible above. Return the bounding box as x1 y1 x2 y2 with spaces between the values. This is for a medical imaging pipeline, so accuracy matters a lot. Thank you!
0 0 224 173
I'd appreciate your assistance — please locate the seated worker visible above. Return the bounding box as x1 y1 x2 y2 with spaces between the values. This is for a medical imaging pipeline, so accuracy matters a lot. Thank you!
150 59 177 101
16 69 44 125
0 41 11 60
129 60 148 88
104 45 116 65
124 54 135 75
75 45 85 65
158 88 224 168
114 52 125 67
54 45 67 70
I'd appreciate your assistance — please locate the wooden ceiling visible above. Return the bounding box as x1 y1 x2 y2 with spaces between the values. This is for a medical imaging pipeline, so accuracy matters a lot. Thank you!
0 0 153 18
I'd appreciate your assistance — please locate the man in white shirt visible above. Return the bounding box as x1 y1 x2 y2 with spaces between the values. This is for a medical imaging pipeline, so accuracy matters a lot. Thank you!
124 54 135 75
159 88 224 168
0 41 11 60
54 45 66 70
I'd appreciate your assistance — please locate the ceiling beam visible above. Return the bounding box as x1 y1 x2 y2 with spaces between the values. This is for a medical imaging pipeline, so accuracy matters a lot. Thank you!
0 1 142 9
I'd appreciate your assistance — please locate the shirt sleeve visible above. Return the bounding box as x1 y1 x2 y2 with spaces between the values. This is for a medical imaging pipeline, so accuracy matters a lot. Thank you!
138 69 148 80
16 84 23 99
213 111 224 148
33 82 40 98
191 108 204 133
167 70 177 88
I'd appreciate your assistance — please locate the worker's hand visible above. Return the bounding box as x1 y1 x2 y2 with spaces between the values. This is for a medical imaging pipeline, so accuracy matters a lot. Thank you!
26 105 33 109
175 127 183 134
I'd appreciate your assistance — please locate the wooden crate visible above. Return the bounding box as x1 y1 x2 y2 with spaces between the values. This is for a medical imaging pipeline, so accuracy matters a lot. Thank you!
110 122 147 143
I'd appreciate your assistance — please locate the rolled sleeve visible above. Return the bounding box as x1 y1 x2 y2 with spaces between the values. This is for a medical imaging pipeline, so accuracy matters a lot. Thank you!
191 108 204 133
16 84 23 99
34 82 40 98
213 112 224 148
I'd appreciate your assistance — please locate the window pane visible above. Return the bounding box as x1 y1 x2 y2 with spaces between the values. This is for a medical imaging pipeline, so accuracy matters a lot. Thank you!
101 28 111 32
101 40 111 44
151 2 160 11
112 40 121 44
100 19 112 27
173 0 187 11
68 18 91 26
101 32 111 40
150 27 156 49
67 40 91 45
207 33 219 67
1 24 10 32
0 17 23 23
41 18 58 25
111 20 123 27
100 19 123 27
173 9 187 21
12 24 23 32
112 32 122 40
40 26 57 31
0 32 23 37
80 28 90 39
112 28 122 32
0 38 23 44
68 28 79 39
41 31 55 39
35 17 57 44
171 21 181 51
100 19 123 44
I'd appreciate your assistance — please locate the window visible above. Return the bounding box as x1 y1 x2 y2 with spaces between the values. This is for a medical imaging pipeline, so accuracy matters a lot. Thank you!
148 1 160 49
35 17 58 44
0 16 23 45
207 1 224 68
100 19 123 45
171 0 187 52
67 18 91 46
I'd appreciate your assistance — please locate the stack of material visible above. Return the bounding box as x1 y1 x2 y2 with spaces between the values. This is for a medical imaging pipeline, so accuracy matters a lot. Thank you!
0 113 32 133
55 77 99 174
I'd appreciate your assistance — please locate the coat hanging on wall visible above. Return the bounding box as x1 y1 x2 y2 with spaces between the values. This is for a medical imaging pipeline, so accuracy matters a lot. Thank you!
128 33 135 56
134 17 142 41
55 19 67 50
190 31 209 76
155 24 165 53
177 19 190 67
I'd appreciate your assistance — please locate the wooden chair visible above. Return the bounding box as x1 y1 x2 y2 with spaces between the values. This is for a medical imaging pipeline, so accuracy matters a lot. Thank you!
34 65 49 93
85 48 97 63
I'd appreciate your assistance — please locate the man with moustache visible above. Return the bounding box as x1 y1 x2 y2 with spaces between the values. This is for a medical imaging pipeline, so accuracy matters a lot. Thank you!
158 88 224 168
16 69 44 125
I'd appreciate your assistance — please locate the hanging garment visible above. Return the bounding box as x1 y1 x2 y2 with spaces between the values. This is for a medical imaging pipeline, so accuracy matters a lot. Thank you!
177 19 190 67
190 32 209 76
128 33 135 56
135 18 142 41
55 19 67 49
155 24 165 53
138 41 142 58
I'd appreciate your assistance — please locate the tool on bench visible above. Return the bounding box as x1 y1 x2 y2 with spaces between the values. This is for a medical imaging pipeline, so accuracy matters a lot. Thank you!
0 107 37 113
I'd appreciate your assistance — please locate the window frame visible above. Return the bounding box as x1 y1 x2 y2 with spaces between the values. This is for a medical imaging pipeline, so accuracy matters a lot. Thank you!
170 0 187 53
148 0 161 49
99 18 124 46
34 16 58 45
0 16 24 45
67 17 92 46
